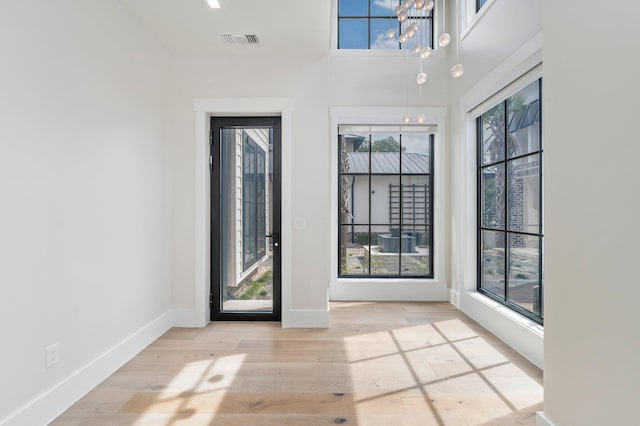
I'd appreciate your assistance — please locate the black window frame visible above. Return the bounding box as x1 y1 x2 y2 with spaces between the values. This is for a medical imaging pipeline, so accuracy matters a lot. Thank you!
337 0 434 50
338 131 435 279
477 78 544 324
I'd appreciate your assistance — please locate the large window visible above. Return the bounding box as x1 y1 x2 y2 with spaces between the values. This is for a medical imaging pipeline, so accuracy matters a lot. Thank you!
338 0 433 49
339 126 434 278
477 79 543 323
242 133 266 270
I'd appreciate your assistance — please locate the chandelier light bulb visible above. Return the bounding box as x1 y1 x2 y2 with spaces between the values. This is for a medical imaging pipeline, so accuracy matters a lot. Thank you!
406 28 416 38
410 22 420 32
398 10 408 22
438 33 451 47
403 115 412 124
399 33 408 43
415 0 426 10
402 0 412 10
394 5 403 15
420 46 432 59
416 72 428 85
386 28 396 39
425 0 434 11
451 63 465 78
417 114 425 124
412 44 421 54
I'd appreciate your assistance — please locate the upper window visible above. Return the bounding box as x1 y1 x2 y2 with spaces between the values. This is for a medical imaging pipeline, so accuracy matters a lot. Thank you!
338 126 434 278
476 0 488 12
477 79 543 324
338 0 433 49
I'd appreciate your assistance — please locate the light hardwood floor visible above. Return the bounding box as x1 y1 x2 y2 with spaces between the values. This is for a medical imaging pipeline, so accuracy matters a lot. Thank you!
52 302 542 425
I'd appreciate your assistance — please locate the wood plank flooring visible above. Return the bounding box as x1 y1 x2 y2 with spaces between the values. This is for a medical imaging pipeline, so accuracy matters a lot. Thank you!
52 302 542 425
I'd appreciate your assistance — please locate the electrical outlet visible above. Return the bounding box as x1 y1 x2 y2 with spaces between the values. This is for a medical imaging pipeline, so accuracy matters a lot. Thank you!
46 343 61 369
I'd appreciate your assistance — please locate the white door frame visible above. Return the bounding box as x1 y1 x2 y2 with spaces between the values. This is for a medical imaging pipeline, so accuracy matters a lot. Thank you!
190 98 293 327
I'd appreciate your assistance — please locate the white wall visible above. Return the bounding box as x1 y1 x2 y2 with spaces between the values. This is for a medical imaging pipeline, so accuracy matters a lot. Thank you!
541 1 640 424
0 1 173 423
170 55 330 315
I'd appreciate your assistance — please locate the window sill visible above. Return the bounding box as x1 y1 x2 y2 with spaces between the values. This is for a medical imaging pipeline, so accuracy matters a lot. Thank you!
331 277 449 301
467 291 543 336
329 48 447 59
456 290 543 368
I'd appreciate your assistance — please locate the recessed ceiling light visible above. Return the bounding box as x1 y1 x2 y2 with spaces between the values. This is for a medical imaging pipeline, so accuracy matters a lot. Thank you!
206 0 222 9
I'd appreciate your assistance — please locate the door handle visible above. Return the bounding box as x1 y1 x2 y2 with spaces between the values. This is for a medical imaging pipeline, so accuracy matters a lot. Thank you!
266 234 279 247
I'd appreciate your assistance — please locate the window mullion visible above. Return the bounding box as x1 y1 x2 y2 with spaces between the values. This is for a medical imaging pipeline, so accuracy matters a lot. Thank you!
398 133 403 275
368 133 372 276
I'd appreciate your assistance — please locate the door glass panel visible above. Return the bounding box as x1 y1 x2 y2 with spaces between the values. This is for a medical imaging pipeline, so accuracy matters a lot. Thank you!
220 128 273 313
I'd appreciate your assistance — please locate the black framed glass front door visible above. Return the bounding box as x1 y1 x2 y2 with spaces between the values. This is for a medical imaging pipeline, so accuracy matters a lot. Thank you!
210 117 281 321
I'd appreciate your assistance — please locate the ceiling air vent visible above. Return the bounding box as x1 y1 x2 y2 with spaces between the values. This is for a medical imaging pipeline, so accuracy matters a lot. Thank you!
220 34 260 45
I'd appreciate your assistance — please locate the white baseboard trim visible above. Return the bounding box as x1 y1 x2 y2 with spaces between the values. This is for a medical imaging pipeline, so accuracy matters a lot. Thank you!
330 280 450 302
536 411 554 426
0 311 173 426
449 288 461 308
172 308 203 327
282 309 330 328
459 291 544 369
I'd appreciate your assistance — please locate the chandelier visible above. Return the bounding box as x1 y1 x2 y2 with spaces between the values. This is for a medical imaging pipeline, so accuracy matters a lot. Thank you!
386 0 464 122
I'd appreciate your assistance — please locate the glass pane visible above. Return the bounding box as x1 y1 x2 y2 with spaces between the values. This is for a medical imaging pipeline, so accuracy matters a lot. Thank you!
401 133 430 174
480 230 505 298
508 154 540 234
340 225 370 275
340 174 370 225
400 176 430 226
400 225 430 276
340 133 369 174
369 133 400 173
480 164 505 230
371 0 399 16
221 128 273 313
508 234 541 315
339 0 368 16
480 103 505 165
370 224 400 275
339 18 368 49
371 18 399 49
507 80 540 158
371 175 399 224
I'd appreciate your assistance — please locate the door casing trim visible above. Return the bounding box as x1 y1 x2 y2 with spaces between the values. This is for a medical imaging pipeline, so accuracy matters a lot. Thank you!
193 98 294 327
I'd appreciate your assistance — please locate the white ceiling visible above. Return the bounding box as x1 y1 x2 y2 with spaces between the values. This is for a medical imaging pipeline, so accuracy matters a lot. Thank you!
119 0 332 56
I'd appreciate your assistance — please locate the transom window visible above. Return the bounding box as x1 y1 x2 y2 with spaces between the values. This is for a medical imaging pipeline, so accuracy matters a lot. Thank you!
338 0 433 49
339 126 434 278
477 79 543 324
